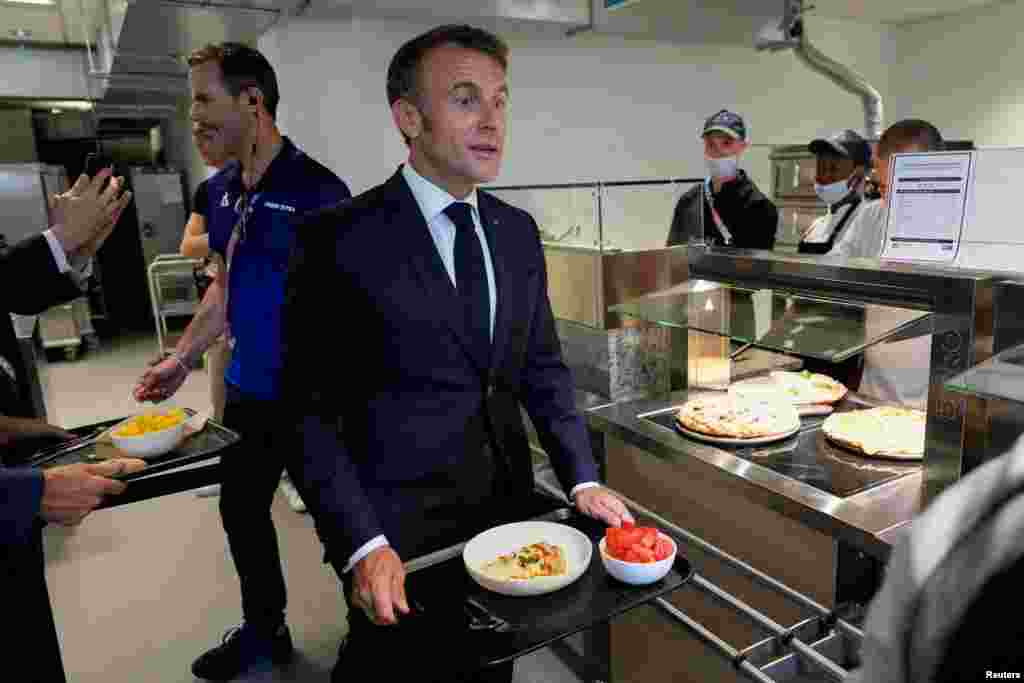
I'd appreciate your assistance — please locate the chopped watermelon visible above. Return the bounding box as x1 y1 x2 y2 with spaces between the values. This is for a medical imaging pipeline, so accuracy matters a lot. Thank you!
605 525 674 563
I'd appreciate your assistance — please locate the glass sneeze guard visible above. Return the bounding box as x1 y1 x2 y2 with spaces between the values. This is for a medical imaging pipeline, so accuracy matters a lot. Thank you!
609 280 933 363
945 342 1024 405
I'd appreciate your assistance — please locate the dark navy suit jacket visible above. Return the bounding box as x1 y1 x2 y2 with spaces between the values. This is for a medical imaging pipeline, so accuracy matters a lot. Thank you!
282 168 598 563
1 235 83 550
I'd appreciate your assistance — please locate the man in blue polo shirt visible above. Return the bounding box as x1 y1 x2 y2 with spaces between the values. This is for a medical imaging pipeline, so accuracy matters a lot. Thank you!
134 43 350 680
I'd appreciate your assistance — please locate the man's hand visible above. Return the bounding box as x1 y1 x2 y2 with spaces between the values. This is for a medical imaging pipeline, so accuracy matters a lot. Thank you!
575 487 635 527
133 356 189 403
49 169 132 256
40 459 143 525
352 546 410 626
0 416 76 444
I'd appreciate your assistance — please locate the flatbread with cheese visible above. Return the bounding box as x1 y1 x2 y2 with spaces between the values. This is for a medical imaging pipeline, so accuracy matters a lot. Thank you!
822 406 926 458
676 394 800 440
768 370 848 405
481 542 567 581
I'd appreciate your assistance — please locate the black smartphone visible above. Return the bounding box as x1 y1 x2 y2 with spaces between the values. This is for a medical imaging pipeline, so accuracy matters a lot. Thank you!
83 152 114 188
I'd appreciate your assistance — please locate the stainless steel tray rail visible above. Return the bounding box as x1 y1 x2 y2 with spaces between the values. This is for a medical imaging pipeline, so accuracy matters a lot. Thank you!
534 473 864 683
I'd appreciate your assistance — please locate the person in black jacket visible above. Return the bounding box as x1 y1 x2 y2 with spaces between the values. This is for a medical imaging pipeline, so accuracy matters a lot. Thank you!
2 168 137 683
666 109 778 249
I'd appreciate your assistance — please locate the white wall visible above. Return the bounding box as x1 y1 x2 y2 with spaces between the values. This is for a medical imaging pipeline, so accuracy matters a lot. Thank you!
0 47 94 100
259 15 895 202
888 1 1024 146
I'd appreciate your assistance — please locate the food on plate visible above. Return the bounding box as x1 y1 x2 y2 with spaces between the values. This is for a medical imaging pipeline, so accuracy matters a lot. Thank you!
480 542 567 581
605 523 674 563
676 394 800 439
822 406 926 457
768 370 848 405
113 408 187 437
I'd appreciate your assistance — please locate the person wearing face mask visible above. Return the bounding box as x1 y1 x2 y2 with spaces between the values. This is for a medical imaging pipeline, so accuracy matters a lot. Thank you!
798 129 872 255
667 109 779 249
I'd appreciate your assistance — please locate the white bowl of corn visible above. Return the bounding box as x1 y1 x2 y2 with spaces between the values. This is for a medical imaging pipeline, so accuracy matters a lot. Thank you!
110 407 188 458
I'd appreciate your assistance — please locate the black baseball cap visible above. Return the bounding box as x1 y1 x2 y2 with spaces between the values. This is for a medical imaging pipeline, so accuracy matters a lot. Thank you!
701 109 748 142
809 129 872 167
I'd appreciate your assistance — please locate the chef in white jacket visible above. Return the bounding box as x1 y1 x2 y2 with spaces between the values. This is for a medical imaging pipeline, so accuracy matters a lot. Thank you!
798 129 873 255
832 120 945 409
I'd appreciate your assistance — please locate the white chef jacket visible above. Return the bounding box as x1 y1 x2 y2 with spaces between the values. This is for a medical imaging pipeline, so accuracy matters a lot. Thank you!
830 199 931 409
830 199 888 260
801 202 861 247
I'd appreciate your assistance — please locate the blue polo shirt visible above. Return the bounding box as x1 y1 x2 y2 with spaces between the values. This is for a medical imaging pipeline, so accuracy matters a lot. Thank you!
208 137 350 400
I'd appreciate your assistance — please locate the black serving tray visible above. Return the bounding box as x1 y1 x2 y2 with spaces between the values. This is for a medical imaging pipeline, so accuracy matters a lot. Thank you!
401 511 693 673
26 409 240 508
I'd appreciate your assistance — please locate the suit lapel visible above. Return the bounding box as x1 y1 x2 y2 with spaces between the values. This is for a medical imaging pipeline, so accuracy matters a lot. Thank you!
389 168 487 376
479 193 510 376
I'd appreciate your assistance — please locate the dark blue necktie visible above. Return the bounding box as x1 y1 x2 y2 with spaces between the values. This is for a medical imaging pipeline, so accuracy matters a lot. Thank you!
445 201 491 369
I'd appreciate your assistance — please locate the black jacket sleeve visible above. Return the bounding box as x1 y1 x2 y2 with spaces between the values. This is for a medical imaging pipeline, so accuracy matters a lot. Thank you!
1 235 82 315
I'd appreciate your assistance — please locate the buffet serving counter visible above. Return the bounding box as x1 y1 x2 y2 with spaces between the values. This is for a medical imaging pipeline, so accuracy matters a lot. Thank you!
583 246 1002 683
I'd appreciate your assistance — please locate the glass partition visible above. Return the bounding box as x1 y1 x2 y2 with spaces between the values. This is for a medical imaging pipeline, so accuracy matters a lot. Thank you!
946 342 1024 405
610 280 933 362
486 185 600 248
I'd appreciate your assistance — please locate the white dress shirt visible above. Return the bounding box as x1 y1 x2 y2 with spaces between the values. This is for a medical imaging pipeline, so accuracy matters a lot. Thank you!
344 165 597 572
43 228 92 286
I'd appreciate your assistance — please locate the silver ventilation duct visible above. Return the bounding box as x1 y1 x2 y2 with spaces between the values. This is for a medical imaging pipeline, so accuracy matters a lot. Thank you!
756 0 884 140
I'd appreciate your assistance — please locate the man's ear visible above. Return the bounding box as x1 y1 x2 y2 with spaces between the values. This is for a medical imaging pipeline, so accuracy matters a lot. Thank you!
244 87 264 115
392 98 423 141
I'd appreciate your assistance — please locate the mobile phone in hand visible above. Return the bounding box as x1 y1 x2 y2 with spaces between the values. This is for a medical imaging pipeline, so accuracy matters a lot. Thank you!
84 152 114 189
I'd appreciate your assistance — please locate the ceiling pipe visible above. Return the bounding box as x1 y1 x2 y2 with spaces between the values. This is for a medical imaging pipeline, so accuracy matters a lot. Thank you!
756 0 884 140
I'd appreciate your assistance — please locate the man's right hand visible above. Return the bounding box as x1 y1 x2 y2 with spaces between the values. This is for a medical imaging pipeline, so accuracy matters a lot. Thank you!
40 460 142 525
352 546 410 626
133 357 189 403
49 169 132 256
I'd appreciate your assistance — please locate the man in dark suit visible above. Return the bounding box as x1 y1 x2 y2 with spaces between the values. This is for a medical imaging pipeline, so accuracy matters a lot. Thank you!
2 168 138 683
283 24 634 683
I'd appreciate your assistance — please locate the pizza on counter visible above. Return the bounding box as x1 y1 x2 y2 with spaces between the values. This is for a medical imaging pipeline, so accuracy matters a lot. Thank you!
676 394 801 440
481 542 568 581
768 370 848 405
822 406 926 458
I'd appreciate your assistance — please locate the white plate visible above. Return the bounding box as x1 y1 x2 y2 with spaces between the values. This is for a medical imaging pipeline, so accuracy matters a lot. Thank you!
674 420 801 446
463 522 593 597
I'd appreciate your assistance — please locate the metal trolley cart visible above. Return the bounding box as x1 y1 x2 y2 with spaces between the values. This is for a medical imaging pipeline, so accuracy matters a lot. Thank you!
148 254 202 357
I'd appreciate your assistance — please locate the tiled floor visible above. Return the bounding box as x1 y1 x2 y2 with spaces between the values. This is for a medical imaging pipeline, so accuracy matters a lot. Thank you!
39 332 584 682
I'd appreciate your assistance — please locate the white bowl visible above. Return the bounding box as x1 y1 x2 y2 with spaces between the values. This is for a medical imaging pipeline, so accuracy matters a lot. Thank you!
109 414 187 459
463 521 593 597
599 533 676 586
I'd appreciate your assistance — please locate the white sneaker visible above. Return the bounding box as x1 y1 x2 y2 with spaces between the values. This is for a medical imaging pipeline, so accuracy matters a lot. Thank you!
279 478 306 513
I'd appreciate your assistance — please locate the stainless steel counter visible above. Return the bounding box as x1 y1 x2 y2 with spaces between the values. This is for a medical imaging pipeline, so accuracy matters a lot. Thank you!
587 392 922 561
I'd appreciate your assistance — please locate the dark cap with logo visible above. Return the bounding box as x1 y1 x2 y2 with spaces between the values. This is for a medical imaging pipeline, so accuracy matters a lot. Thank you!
809 129 872 167
701 109 748 142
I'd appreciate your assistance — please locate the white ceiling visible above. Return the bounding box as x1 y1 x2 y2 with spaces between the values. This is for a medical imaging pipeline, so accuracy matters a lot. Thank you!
604 0 1004 27
810 0 1003 25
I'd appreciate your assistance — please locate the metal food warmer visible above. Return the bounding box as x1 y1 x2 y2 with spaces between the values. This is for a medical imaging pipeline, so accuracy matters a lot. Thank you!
577 246 1002 683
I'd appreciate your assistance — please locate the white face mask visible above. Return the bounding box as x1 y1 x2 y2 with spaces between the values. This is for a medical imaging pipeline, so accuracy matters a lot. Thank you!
705 155 739 180
814 177 853 206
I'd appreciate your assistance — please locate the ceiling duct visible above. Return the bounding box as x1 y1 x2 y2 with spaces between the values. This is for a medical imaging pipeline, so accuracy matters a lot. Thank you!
756 0 884 140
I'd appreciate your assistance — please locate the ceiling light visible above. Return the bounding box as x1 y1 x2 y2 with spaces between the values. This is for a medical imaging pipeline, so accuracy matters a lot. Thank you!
3 0 56 5
51 108 62 114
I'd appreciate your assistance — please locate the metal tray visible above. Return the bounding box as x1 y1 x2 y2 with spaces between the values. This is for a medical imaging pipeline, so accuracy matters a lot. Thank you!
25 409 240 507
402 512 692 673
